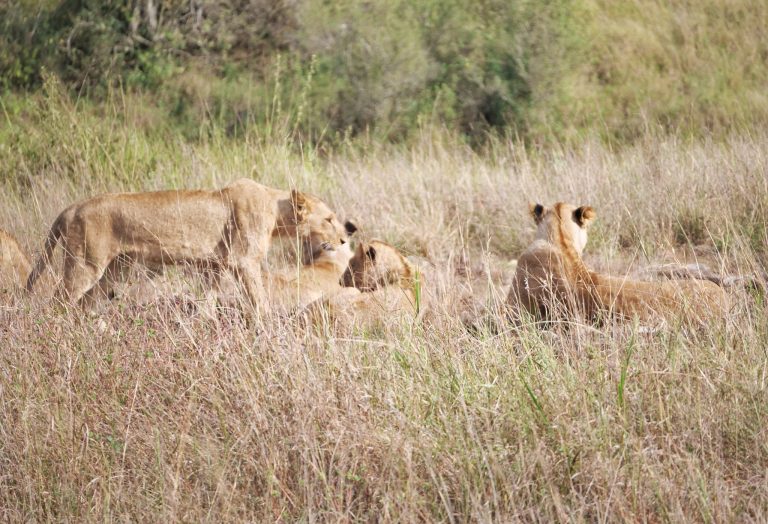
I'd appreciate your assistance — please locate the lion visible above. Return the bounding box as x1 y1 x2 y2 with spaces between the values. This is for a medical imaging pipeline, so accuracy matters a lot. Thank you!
302 240 423 330
1 228 31 289
267 221 358 311
26 179 351 311
89 222 359 312
506 202 728 327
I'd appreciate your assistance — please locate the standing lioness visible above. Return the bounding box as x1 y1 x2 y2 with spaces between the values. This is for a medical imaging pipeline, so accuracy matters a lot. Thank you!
26 179 350 311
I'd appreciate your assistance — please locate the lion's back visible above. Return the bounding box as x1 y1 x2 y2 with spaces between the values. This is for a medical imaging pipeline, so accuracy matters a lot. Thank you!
665 278 729 320
304 286 418 332
508 243 572 318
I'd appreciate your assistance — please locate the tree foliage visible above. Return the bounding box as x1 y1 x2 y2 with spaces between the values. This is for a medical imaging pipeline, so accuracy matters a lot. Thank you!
1 0 766 143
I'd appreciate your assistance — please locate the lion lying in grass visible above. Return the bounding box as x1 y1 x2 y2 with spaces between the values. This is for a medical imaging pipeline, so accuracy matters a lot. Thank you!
1 228 31 289
301 240 423 330
26 179 350 312
267 222 358 311
507 202 728 327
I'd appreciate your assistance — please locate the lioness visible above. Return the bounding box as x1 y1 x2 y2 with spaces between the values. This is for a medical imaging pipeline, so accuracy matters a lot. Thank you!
267 221 357 311
303 240 422 330
507 202 728 326
26 179 350 311
1 228 31 288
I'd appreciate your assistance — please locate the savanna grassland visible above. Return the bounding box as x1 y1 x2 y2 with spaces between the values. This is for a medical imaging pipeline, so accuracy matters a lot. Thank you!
2 85 768 521
2 0 768 521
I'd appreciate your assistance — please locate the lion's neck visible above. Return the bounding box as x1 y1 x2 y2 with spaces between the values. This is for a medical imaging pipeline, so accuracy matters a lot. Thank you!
554 219 631 312
309 258 347 279
274 197 300 236
555 219 593 285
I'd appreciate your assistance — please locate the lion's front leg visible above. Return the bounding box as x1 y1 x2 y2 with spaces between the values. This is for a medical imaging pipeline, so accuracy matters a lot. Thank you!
226 210 275 319
232 258 270 318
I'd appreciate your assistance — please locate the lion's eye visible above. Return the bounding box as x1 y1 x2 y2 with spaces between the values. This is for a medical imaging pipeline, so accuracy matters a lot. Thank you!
325 217 333 223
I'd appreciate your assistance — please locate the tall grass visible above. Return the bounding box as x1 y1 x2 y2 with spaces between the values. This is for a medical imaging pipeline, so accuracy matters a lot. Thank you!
1 94 767 520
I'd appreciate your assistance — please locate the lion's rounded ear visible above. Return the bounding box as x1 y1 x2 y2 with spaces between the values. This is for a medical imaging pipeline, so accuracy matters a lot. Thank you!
365 246 377 261
529 202 545 224
290 189 308 219
573 206 596 228
344 221 358 235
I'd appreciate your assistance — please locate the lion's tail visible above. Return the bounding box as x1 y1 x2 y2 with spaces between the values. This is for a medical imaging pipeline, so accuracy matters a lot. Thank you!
26 212 66 292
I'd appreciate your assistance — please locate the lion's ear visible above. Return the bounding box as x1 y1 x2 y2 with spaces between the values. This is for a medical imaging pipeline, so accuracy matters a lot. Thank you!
530 203 545 224
573 206 596 228
365 245 377 261
344 221 358 235
291 189 308 220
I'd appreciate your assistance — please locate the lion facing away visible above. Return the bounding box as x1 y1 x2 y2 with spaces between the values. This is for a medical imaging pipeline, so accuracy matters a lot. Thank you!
302 240 423 331
1 228 31 289
26 179 351 311
506 202 728 327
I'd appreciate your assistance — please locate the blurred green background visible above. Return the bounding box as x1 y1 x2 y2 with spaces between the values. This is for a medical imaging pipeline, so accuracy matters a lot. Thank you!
2 0 767 145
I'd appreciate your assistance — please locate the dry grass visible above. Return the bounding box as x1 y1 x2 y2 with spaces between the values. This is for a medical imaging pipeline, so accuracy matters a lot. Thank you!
1 129 768 521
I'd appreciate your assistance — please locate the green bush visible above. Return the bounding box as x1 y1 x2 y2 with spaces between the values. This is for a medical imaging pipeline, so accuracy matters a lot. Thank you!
1 0 767 144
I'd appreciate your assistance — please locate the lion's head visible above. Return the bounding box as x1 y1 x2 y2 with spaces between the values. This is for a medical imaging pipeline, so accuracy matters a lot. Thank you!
530 202 596 255
313 230 356 270
291 190 356 262
342 239 414 292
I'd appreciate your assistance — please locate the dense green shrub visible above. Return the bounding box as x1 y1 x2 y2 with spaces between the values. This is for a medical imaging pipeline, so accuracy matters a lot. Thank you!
1 0 767 143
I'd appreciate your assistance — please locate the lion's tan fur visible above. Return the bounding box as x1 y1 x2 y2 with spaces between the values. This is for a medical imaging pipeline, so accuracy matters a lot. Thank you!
268 243 354 311
1 228 31 288
26 179 350 310
507 202 728 326
304 240 421 329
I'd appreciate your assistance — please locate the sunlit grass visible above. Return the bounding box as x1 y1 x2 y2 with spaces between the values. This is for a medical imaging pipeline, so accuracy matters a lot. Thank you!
1 96 767 520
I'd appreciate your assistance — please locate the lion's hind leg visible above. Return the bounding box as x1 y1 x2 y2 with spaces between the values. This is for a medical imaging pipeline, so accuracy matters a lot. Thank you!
88 255 132 301
59 246 113 310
